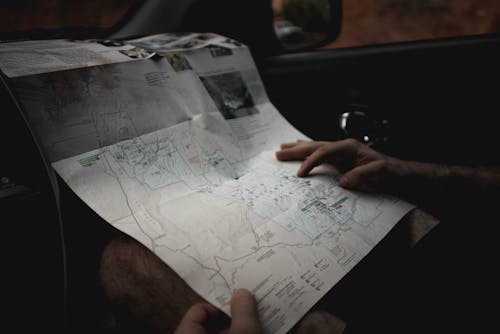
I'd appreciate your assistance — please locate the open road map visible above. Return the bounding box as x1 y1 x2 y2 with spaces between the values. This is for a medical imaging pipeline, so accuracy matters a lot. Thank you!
2 33 414 334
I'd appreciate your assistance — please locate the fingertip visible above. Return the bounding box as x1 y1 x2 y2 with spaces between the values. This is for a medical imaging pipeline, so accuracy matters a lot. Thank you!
230 289 261 333
231 288 254 302
297 162 311 178
339 176 352 188
280 142 296 149
230 288 258 318
231 288 258 312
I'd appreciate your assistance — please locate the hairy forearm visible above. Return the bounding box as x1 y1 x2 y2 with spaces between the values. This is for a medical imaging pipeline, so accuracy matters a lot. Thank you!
396 160 500 215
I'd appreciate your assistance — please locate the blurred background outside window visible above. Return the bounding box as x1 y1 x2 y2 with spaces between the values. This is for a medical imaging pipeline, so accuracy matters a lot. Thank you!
325 0 500 48
1 0 499 48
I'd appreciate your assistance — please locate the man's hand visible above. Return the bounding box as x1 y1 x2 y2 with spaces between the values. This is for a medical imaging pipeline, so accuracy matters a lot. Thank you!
275 139 408 193
175 289 261 334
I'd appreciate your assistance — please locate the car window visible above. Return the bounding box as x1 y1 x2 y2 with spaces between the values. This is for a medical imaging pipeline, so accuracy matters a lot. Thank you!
2 1 499 51
325 0 500 49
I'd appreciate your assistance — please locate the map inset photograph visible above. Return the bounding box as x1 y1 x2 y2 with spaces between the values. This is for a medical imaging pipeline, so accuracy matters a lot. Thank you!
200 71 258 119
207 45 233 58
165 53 192 72
119 47 155 59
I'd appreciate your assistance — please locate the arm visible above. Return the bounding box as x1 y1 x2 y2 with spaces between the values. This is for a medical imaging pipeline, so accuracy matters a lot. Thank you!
276 139 500 215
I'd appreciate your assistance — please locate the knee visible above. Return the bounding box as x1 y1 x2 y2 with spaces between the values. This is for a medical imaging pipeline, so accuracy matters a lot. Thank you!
99 234 203 332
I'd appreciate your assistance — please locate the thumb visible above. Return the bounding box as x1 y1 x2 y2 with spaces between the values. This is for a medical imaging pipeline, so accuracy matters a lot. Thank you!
229 289 261 334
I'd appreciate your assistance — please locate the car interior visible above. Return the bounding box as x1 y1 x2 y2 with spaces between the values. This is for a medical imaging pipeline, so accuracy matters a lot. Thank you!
1 0 499 333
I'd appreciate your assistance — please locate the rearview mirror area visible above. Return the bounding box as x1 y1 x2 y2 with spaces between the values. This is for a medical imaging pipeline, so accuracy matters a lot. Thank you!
272 0 342 51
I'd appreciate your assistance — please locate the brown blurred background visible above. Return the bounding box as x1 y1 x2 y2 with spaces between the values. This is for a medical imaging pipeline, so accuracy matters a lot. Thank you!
328 0 500 48
1 0 499 48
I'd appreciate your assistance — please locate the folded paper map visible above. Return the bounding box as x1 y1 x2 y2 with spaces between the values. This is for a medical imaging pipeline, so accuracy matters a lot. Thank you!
1 33 414 334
